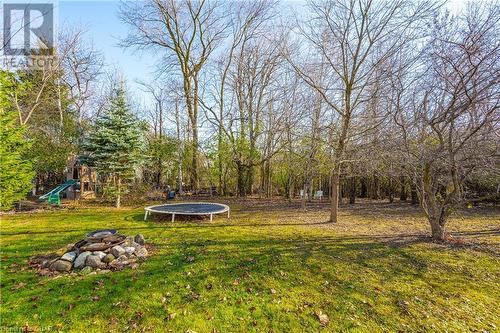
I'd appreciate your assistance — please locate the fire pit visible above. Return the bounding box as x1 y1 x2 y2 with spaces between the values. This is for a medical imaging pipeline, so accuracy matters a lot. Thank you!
87 229 117 238
29 230 149 275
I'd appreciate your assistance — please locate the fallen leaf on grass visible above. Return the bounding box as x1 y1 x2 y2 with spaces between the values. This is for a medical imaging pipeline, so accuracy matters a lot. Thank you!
315 310 329 327
22 323 37 332
397 300 410 315
190 293 200 301
12 282 26 290
270 289 277 294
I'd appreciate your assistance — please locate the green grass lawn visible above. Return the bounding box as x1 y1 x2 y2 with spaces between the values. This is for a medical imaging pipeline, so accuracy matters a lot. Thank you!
1 200 499 332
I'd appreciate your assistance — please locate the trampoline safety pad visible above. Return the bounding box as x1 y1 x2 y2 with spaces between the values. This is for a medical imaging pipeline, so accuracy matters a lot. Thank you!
144 202 230 222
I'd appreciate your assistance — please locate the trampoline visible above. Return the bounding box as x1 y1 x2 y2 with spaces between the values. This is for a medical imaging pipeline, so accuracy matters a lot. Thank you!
144 202 230 222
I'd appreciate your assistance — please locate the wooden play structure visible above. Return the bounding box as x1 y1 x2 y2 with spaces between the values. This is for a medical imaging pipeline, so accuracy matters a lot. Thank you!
65 156 97 200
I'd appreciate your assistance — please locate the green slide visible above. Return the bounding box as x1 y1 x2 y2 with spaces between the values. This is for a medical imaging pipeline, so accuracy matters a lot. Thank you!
38 179 77 205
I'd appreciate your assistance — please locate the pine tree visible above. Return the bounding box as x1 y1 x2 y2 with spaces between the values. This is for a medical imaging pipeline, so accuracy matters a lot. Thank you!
83 86 143 207
0 71 35 211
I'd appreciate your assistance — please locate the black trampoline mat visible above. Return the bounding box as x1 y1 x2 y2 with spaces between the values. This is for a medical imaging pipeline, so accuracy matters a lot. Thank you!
146 203 228 214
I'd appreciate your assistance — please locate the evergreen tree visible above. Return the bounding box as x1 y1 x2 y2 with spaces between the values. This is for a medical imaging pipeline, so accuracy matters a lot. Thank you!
83 86 143 207
0 71 35 210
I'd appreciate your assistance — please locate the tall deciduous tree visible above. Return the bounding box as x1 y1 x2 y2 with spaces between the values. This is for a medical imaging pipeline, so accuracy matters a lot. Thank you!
394 3 500 240
83 85 144 208
286 0 436 222
120 0 228 191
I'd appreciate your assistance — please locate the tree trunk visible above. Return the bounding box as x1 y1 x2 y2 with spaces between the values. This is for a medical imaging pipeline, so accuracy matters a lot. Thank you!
175 99 183 195
400 174 407 201
371 175 380 200
308 178 313 203
301 179 307 211
388 177 394 203
429 215 446 240
287 174 293 203
330 164 341 223
421 163 448 241
236 162 246 197
360 178 367 198
410 183 418 205
116 176 121 208
217 120 223 196
246 165 254 196
349 176 356 204
191 124 199 191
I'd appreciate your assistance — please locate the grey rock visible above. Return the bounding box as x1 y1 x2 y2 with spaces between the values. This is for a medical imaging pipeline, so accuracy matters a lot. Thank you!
110 245 126 257
124 246 135 254
102 253 115 263
116 255 129 265
80 266 92 275
93 251 106 260
108 260 124 270
134 234 145 245
123 236 135 247
135 247 148 258
50 260 72 272
117 254 129 262
74 251 91 269
98 269 111 274
128 257 137 264
61 251 77 262
42 258 58 268
86 255 103 268
80 242 107 251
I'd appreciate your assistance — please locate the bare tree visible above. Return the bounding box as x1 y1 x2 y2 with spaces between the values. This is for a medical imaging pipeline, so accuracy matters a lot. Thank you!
137 80 169 187
9 29 102 128
61 29 104 124
200 0 280 196
394 3 500 240
285 0 436 222
120 0 228 191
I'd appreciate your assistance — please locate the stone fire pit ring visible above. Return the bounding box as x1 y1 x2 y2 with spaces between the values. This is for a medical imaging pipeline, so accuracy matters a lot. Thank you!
144 202 230 222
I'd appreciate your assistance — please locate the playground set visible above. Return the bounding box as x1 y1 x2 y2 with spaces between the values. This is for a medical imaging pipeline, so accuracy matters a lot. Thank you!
38 157 96 206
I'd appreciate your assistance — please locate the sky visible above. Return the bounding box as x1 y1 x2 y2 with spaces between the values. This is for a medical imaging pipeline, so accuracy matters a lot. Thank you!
59 1 158 102
57 0 467 94
5 0 469 104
